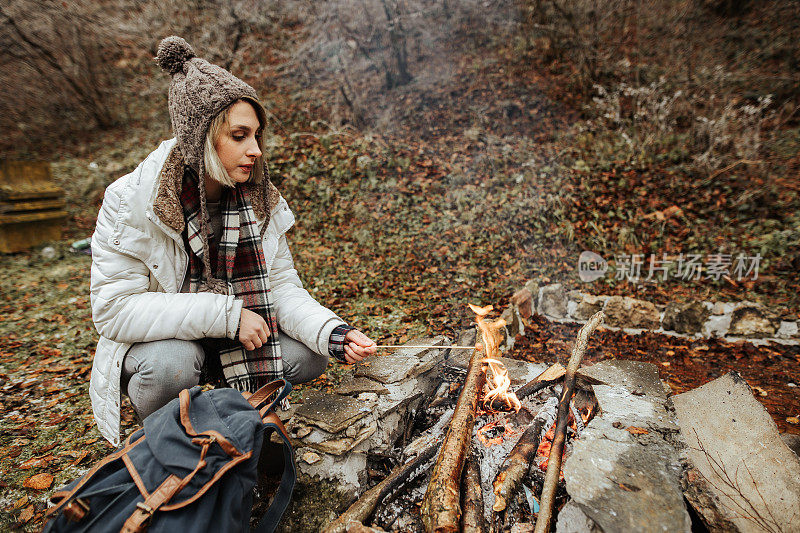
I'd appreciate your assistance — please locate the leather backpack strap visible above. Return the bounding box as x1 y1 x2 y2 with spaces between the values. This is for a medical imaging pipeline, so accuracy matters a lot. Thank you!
246 379 292 412
121 474 183 533
253 411 296 533
45 433 145 518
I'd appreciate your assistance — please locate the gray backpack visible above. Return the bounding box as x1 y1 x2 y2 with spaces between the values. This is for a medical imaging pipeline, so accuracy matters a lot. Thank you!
44 380 295 533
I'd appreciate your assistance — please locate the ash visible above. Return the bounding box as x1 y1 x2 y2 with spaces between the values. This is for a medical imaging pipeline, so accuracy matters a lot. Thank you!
475 392 559 522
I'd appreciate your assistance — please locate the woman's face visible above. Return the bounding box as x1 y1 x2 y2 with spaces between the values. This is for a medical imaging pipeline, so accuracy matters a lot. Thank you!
214 100 263 184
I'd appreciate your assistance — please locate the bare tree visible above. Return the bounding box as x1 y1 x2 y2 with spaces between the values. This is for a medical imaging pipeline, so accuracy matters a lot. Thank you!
0 1 121 130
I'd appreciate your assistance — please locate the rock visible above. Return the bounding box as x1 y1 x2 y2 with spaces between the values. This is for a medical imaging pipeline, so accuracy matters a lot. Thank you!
41 246 56 260
524 279 540 300
703 313 731 338
464 127 481 141
511 287 534 320
777 321 799 339
603 296 660 329
556 501 601 532
295 426 312 438
293 390 374 433
573 294 604 321
567 289 583 302
501 305 525 342
354 355 419 384
334 376 389 396
711 301 732 315
538 283 568 319
728 304 779 337
662 301 710 334
565 360 690 532
673 372 800 532
782 433 800 458
301 451 321 464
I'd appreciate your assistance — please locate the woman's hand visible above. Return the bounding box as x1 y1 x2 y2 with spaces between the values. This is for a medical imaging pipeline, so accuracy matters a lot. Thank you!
343 329 377 364
239 308 270 351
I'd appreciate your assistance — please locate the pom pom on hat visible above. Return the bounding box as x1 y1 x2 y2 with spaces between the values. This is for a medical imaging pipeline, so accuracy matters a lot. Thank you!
156 36 196 75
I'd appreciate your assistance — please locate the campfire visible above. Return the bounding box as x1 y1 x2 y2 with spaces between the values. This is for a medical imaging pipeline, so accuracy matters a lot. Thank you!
323 307 605 533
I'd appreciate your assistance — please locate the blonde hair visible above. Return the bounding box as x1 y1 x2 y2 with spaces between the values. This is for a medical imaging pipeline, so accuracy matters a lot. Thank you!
203 99 265 187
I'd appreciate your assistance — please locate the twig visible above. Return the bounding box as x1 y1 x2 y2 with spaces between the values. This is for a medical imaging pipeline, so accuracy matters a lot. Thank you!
702 159 761 185
534 311 604 533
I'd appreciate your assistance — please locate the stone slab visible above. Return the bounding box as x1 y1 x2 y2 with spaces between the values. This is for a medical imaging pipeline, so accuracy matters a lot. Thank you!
673 372 800 533
578 359 668 399
556 501 600 533
293 390 374 433
565 437 691 532
564 358 690 532
334 376 389 396
354 355 419 384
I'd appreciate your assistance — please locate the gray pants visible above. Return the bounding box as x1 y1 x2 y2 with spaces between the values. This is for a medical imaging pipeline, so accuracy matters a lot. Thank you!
121 330 327 420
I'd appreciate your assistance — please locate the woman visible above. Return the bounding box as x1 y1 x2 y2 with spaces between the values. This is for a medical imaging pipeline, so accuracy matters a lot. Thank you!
89 36 376 446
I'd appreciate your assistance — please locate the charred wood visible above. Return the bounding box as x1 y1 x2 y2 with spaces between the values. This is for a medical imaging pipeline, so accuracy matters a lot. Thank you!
420 345 487 533
515 362 566 400
534 311 604 533
461 452 487 533
323 441 440 533
492 417 547 513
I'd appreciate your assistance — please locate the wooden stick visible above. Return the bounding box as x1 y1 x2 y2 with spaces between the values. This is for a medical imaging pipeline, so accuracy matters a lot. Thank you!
461 452 487 533
420 344 487 532
375 345 475 349
492 417 547 513
322 441 440 533
533 311 604 533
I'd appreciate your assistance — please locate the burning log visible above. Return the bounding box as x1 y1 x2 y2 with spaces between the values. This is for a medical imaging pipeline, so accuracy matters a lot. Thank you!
421 304 508 533
460 452 487 533
323 442 440 533
492 417 548 513
533 311 604 533
420 343 487 533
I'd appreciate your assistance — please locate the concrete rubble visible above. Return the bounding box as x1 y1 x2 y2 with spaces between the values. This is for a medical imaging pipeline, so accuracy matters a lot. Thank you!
563 360 691 532
673 372 800 533
662 301 710 334
602 296 661 330
538 283 568 319
505 281 800 343
283 336 448 493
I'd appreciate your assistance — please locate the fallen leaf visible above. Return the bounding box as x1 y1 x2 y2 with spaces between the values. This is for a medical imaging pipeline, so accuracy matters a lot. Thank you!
12 495 28 510
787 416 799 425
18 505 34 522
23 472 54 490
752 386 768 397
626 426 649 435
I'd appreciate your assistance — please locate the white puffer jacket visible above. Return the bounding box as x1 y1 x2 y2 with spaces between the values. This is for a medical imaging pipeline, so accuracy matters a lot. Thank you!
89 138 344 445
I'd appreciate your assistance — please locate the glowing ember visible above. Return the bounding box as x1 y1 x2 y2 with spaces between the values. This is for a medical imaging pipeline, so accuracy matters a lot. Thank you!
477 419 521 447
468 303 521 413
535 403 596 474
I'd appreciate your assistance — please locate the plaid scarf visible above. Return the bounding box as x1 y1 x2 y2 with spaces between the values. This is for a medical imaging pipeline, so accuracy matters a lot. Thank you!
181 168 283 392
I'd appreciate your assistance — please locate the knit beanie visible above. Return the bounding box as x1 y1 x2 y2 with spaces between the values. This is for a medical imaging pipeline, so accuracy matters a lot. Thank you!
155 36 267 171
155 36 268 294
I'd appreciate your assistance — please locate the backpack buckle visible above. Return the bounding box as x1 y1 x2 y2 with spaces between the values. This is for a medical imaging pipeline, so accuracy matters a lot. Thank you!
63 498 90 522
136 502 154 515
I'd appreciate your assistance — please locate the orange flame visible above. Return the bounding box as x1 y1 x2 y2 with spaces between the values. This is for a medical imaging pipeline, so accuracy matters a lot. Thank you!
469 303 521 412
